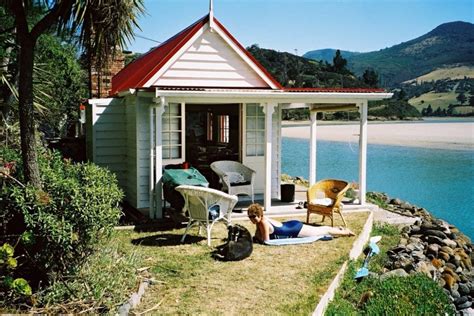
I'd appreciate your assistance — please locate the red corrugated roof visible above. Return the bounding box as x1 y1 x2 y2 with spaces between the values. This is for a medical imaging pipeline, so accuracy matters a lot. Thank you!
110 14 282 95
111 15 208 95
284 87 386 93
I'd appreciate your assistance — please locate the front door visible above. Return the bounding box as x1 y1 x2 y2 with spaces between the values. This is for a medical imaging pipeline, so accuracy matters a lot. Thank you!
185 104 240 188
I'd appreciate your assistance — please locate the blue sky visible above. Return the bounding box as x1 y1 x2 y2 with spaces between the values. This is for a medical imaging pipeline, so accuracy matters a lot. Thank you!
127 0 474 55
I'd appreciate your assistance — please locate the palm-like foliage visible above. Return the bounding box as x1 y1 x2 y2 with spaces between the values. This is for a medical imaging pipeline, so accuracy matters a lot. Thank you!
0 0 145 186
57 0 146 69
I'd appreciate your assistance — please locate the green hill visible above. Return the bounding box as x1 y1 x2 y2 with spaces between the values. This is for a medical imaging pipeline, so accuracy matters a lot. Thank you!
303 49 361 63
246 44 365 88
304 21 474 87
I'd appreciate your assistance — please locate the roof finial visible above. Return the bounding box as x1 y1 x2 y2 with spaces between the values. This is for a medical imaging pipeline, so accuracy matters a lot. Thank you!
209 0 215 30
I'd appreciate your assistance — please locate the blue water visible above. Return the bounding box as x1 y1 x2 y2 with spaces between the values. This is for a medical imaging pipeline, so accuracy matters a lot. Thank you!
282 137 474 239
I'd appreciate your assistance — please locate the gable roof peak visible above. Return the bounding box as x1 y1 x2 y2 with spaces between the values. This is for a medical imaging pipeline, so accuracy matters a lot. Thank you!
110 13 282 95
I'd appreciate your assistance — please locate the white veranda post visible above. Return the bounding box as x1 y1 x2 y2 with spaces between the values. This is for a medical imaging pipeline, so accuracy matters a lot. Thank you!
309 110 317 185
263 103 276 211
358 100 368 205
149 98 166 219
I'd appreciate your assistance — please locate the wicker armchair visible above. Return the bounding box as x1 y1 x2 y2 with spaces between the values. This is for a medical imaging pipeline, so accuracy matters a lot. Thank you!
175 185 238 246
210 160 256 202
306 179 350 227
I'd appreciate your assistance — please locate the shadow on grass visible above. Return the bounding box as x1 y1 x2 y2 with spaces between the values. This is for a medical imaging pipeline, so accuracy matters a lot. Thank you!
131 233 206 247
129 220 187 233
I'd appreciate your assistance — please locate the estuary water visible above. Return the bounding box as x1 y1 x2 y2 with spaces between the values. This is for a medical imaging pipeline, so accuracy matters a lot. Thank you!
282 137 474 239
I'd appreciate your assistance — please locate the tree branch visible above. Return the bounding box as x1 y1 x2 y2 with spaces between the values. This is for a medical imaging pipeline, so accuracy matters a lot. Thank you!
30 0 75 40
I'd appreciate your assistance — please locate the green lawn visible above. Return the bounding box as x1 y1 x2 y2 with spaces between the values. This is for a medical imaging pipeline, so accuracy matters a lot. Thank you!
111 212 370 315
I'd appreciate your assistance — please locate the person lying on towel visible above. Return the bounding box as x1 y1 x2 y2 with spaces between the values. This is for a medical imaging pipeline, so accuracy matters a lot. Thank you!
247 203 355 243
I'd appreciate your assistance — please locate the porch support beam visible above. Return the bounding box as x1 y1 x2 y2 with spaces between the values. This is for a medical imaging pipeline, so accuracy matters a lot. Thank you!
150 97 166 219
358 100 368 205
309 110 317 185
263 102 277 211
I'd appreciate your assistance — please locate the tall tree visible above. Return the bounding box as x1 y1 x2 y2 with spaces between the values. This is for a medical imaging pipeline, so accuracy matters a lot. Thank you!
362 68 378 87
1 0 145 187
456 92 466 105
332 49 347 73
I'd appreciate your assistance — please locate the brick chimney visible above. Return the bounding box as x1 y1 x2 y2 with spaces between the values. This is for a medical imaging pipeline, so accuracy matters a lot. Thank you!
90 50 125 98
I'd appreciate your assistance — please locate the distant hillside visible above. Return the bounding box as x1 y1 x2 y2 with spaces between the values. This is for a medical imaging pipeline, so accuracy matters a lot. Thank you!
303 49 361 64
246 44 366 88
304 21 474 87
246 45 422 120
403 65 474 84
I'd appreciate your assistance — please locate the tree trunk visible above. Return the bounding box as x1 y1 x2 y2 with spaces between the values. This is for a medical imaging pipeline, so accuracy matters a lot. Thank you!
18 35 41 188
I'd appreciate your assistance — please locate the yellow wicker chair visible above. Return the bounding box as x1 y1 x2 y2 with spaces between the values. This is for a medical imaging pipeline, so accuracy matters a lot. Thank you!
306 179 350 227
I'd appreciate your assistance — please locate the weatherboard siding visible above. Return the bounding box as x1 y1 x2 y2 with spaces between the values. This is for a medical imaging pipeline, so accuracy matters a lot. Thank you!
136 97 152 209
152 31 268 88
125 95 138 209
89 99 128 191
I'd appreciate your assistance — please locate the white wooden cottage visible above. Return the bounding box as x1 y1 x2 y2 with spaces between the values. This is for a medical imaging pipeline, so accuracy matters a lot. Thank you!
87 12 392 218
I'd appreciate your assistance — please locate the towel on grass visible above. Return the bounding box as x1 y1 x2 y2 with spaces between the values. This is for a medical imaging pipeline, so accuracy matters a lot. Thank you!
263 235 333 246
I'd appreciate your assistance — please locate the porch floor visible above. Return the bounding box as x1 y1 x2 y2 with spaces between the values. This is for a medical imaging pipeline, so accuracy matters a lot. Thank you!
231 184 377 220
154 185 416 227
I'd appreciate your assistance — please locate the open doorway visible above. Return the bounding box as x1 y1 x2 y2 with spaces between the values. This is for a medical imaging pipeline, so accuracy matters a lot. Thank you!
185 104 240 187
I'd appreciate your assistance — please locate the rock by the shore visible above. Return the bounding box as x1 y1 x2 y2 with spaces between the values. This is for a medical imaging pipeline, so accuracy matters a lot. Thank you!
378 195 473 315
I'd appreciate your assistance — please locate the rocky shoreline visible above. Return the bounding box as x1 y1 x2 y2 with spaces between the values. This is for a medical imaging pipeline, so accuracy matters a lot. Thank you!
371 192 473 315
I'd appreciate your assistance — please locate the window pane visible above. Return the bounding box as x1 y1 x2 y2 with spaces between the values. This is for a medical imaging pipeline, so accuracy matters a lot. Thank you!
170 118 181 130
256 146 264 156
256 105 264 116
246 131 256 143
162 132 170 145
162 117 169 127
170 132 181 144
257 117 265 129
162 147 170 159
170 146 180 158
246 145 256 156
256 131 265 143
169 103 181 115
247 117 256 130
247 104 256 116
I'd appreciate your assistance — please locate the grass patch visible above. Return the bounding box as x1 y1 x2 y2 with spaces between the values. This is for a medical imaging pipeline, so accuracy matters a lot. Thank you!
326 223 454 315
366 192 388 209
33 235 143 314
407 65 474 84
113 212 369 314
408 91 458 111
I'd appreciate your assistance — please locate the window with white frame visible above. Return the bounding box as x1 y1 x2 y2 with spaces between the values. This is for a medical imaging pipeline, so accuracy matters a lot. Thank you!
246 103 265 156
162 103 182 159
217 115 229 143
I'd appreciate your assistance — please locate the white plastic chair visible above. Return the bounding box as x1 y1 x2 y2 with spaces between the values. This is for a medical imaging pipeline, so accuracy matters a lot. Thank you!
175 185 238 246
210 160 256 202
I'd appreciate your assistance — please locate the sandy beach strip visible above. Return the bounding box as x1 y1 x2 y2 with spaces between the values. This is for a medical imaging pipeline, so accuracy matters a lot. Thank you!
282 121 474 151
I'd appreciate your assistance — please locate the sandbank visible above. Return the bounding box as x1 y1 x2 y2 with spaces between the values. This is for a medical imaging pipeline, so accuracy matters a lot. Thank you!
282 120 474 151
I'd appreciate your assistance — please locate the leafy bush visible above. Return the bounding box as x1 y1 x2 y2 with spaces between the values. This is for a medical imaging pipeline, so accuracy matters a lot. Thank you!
1 147 123 286
368 99 421 118
0 243 32 304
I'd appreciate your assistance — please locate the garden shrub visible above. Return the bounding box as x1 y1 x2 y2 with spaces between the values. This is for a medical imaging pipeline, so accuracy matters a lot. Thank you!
1 147 123 286
0 243 32 305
